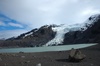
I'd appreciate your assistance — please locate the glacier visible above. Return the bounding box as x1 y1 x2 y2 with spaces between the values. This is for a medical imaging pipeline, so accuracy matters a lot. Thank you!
45 14 100 46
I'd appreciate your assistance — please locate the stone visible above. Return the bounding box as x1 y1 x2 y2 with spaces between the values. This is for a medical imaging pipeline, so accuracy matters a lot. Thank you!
24 61 30 63
19 51 24 53
0 58 2 61
21 56 25 58
68 48 86 62
4 63 7 66
90 63 93 66
36 63 41 66
69 48 76 57
12 54 17 57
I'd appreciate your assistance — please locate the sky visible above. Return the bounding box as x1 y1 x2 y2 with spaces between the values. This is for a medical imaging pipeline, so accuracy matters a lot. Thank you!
0 0 100 39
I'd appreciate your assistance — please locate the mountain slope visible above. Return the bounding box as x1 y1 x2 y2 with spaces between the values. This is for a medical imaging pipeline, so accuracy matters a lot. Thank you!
0 25 56 47
63 14 100 44
45 14 100 46
0 14 100 47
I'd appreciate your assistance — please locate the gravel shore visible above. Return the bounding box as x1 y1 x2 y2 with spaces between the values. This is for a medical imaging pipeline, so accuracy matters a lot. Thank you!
0 44 100 66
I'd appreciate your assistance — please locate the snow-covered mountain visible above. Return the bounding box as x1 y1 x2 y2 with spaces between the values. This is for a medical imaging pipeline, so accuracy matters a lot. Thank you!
45 14 100 46
0 14 100 47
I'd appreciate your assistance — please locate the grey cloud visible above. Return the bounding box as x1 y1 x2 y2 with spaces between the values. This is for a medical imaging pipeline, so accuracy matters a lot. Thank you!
0 0 100 38
0 29 28 39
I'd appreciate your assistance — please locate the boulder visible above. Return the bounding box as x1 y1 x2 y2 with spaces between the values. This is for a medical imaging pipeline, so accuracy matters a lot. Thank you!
68 48 86 62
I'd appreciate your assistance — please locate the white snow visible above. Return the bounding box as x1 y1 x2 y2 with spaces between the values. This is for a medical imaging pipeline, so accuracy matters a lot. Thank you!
45 24 82 46
23 32 33 38
84 14 100 26
25 32 33 37
22 29 38 38
45 14 100 46
45 25 68 46
34 29 38 32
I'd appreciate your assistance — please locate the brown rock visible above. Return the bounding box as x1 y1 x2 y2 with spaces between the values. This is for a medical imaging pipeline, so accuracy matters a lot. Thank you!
68 48 86 62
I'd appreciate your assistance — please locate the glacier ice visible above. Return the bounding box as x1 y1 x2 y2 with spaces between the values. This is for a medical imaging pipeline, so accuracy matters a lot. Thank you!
45 14 100 46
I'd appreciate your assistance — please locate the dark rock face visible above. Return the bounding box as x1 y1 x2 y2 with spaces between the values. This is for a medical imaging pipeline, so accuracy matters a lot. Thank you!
68 48 86 62
0 25 56 47
63 15 100 44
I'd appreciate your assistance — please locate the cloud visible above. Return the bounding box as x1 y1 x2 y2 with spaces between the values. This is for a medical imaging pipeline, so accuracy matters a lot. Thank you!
75 7 100 23
0 0 75 28
71 0 79 3
0 21 6 26
0 29 28 39
81 8 100 16
0 0 100 38
8 22 23 28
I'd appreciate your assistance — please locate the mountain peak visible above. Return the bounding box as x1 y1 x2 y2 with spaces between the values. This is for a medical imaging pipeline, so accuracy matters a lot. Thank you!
88 14 100 22
89 14 100 20
1 14 100 47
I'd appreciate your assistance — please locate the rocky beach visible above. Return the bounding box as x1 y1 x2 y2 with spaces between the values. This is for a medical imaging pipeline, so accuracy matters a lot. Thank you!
0 44 99 66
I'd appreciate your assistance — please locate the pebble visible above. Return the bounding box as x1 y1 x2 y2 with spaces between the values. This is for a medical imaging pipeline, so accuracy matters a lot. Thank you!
12 54 16 57
36 63 41 66
0 58 2 61
4 63 7 66
21 56 25 58
33 56 37 58
90 63 93 66
25 61 30 63
21 62 24 65
0 53 3 55
19 52 24 53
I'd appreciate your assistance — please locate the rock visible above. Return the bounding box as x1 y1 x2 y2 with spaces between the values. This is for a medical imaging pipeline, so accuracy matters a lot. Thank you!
36 63 41 66
21 56 25 58
12 54 17 57
4 63 7 66
0 53 3 55
68 48 86 62
90 63 93 66
19 51 24 53
69 48 76 57
33 56 37 58
24 61 30 63
0 58 2 61
21 62 24 65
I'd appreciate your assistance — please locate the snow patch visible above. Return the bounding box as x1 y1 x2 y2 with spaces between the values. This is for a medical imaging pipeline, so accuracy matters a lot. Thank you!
23 32 33 38
25 32 33 37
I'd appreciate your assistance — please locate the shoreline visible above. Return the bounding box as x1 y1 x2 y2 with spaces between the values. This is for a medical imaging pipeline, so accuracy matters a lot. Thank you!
0 44 100 66
0 43 97 53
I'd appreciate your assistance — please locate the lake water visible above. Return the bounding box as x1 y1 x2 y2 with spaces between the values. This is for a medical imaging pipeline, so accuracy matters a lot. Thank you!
0 43 97 53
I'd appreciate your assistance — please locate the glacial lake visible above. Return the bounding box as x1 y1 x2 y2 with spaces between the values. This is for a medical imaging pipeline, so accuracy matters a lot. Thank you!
0 43 97 53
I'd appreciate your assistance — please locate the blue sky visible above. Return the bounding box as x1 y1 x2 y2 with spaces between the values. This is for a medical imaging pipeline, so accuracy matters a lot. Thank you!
0 0 100 39
0 13 27 30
